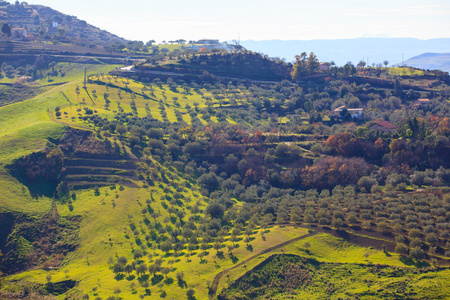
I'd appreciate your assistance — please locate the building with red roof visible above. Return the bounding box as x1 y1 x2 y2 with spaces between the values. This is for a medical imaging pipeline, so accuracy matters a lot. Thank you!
368 120 398 133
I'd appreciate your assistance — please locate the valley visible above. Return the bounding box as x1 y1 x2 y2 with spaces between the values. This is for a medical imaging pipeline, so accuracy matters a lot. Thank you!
0 1 449 299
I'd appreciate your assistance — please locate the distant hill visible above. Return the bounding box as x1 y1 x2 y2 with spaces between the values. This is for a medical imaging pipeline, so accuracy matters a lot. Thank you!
240 38 450 68
404 53 450 73
135 52 292 81
0 1 127 48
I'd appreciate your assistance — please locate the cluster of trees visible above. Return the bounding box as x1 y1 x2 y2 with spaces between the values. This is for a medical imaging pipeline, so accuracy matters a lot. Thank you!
12 147 64 184
10 55 443 299
1 209 81 274
0 55 66 81
74 72 450 200
56 57 450 285
141 51 292 81
220 254 312 299
291 52 320 80
323 124 450 170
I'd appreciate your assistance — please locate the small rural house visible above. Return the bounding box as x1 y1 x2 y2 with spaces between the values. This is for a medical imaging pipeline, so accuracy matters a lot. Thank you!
413 98 432 108
333 105 363 118
368 120 398 133
11 28 27 39
16 76 32 84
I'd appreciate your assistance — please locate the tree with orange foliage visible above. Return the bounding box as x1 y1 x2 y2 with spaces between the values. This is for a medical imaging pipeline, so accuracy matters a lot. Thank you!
243 168 269 186
325 132 361 157
301 156 371 190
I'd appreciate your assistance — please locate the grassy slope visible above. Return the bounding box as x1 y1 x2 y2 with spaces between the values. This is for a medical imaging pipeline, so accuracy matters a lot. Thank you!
0 63 118 215
0 85 66 215
222 233 450 299
224 252 450 300
7 182 310 299
56 74 255 127
214 232 423 297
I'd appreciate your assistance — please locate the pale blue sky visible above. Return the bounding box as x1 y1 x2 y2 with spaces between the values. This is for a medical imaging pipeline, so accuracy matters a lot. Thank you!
22 0 450 43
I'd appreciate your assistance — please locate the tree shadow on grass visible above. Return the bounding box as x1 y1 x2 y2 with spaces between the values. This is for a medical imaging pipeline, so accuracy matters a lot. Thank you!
336 229 350 241
400 256 430 268
9 167 57 198
382 231 394 238
84 88 95 105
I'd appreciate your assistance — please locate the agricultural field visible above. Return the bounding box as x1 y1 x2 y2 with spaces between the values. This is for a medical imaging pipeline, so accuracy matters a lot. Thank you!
388 67 426 77
2 181 311 299
54 73 260 127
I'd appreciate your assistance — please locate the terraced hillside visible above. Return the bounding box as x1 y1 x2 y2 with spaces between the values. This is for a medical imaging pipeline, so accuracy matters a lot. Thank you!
63 157 139 190
59 127 146 191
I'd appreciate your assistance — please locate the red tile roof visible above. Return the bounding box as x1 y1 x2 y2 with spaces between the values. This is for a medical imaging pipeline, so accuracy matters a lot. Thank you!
370 120 397 129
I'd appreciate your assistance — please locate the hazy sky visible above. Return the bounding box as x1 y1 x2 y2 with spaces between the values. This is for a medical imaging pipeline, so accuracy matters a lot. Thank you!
23 0 450 43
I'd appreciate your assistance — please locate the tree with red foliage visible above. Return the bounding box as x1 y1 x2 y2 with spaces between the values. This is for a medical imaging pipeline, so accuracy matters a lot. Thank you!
301 156 371 190
243 168 269 186
325 132 362 157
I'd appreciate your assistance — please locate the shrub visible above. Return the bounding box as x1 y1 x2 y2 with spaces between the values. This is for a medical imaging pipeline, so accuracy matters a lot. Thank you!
410 247 425 260
357 176 378 192
333 218 343 229
425 233 438 244
347 214 357 224
377 221 389 231
186 288 195 298
395 243 408 255
409 229 421 238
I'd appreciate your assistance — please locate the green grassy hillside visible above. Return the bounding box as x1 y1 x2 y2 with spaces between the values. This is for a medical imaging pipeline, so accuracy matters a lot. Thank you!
0 63 118 215
221 252 450 299
0 61 449 300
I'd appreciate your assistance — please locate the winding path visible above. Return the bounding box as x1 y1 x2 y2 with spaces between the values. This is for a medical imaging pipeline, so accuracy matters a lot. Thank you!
210 231 317 295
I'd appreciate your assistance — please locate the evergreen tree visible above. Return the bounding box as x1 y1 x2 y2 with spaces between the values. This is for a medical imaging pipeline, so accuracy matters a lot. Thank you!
1 23 11 37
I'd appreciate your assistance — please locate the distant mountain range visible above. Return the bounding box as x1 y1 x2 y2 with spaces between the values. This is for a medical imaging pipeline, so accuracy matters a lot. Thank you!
240 38 450 70
404 53 450 73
